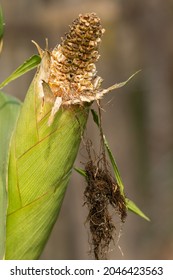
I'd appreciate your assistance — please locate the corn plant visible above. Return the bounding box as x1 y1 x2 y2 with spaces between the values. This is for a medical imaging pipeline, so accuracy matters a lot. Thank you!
0 9 149 260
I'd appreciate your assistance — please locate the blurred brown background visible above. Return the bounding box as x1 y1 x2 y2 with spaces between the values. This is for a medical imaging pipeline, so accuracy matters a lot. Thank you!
1 0 173 259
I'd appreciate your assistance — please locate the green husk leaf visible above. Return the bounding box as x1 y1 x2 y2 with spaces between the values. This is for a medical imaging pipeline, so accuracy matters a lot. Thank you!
126 198 150 221
103 135 124 194
5 58 89 259
104 129 150 221
0 92 21 259
0 55 41 90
